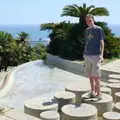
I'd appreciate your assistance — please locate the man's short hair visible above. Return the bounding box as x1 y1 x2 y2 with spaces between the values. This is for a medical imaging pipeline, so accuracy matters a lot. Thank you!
86 14 95 21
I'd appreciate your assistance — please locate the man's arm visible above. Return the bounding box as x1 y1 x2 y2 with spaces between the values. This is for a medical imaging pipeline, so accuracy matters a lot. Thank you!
99 28 105 61
100 39 104 61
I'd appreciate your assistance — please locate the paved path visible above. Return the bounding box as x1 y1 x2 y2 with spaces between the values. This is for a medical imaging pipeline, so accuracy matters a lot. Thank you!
0 59 119 110
0 59 119 92
0 60 119 98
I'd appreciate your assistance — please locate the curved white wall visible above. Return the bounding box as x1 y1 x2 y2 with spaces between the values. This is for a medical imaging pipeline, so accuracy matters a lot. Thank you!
0 69 15 97
0 61 39 98
46 53 85 75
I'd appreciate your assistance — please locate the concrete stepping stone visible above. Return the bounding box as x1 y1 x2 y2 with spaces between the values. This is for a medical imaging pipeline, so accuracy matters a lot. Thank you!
100 82 108 87
113 102 120 113
108 83 120 101
115 92 120 102
65 83 90 104
40 110 60 120
61 103 97 120
54 91 75 112
81 93 113 116
101 87 111 95
24 97 58 118
109 74 120 79
0 109 40 120
103 111 120 120
108 79 120 83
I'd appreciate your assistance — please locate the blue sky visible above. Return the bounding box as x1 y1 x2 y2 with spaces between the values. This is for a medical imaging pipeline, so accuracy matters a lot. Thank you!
0 0 120 25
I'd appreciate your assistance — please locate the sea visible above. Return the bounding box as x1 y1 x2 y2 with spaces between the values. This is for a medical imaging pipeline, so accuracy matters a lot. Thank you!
109 25 120 37
0 24 120 46
0 24 51 46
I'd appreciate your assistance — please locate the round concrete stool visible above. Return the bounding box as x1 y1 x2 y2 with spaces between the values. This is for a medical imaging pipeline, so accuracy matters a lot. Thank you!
108 83 120 101
115 92 120 103
24 97 58 118
109 74 120 80
101 87 111 95
100 82 108 87
40 110 60 120
61 103 97 120
113 102 120 113
81 93 113 116
54 91 75 112
65 83 90 104
103 111 120 120
108 79 120 83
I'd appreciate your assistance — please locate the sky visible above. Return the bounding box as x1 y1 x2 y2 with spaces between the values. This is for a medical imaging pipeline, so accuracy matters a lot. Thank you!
0 0 120 25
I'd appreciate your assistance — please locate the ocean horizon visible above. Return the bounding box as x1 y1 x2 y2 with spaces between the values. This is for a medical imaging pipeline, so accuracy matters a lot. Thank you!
0 24 51 46
109 24 120 37
0 24 50 39
0 24 120 45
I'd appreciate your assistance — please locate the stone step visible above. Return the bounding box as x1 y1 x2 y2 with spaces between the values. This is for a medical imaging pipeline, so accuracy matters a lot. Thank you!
108 79 120 83
61 103 97 120
109 74 120 80
113 102 120 113
65 83 90 104
102 60 120 74
103 111 120 120
54 91 75 112
24 97 58 118
108 83 120 101
100 82 109 87
115 92 120 103
101 87 111 95
81 93 113 116
40 110 60 120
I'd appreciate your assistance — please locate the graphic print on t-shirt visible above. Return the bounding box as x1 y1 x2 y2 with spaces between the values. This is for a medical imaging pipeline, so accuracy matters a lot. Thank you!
87 33 94 41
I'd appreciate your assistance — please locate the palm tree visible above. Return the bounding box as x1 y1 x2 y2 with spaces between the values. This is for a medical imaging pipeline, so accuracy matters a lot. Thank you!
41 22 71 41
17 31 29 44
61 3 109 28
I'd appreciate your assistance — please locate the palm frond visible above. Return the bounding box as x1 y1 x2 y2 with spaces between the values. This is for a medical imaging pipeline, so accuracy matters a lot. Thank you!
61 4 81 17
86 5 95 13
90 7 109 16
40 23 58 30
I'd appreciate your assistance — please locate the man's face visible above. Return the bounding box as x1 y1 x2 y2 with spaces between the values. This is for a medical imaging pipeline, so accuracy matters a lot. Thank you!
86 17 94 26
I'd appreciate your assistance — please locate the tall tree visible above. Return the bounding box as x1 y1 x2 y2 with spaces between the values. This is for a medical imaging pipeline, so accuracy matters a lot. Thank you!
61 3 109 29
17 31 29 44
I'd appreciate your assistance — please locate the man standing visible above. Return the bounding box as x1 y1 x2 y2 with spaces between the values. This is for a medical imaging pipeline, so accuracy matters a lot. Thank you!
84 14 104 100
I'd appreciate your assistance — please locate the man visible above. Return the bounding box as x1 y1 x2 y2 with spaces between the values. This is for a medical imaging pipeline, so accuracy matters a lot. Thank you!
84 14 104 100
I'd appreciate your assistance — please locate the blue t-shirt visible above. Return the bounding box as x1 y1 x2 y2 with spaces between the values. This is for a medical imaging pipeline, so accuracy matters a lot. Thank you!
84 25 104 55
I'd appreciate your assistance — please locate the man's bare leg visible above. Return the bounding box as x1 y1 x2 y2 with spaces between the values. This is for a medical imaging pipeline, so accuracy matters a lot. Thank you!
89 74 95 94
95 77 101 96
